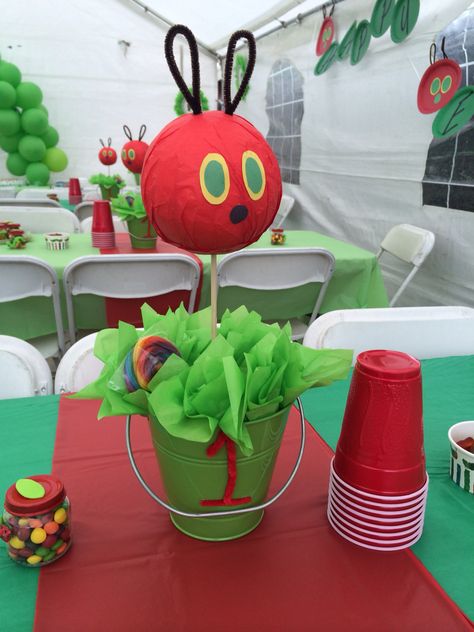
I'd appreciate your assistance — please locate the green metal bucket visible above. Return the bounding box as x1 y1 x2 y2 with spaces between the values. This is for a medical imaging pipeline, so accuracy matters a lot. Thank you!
99 183 121 201
126 217 157 250
126 399 305 541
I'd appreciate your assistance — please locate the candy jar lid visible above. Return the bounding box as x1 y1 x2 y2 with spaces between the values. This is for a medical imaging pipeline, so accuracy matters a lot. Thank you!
4 475 66 516
356 349 420 380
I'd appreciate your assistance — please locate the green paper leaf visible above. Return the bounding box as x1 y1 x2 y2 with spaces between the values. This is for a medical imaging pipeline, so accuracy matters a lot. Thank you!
75 306 353 454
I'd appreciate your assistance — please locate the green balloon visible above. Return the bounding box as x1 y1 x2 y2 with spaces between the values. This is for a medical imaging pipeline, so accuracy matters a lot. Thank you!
21 108 49 135
26 162 50 186
41 126 59 148
0 61 21 87
0 109 20 135
18 135 46 161
0 81 16 108
6 152 28 176
0 131 23 153
16 82 43 109
43 146 68 172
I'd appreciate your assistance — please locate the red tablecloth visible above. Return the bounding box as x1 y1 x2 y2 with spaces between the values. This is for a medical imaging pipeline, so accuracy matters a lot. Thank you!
100 233 203 327
34 397 471 631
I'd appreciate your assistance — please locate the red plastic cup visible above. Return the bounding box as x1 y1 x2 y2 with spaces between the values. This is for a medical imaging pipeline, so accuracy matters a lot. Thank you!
329 503 423 539
334 350 426 495
92 200 114 232
69 178 82 205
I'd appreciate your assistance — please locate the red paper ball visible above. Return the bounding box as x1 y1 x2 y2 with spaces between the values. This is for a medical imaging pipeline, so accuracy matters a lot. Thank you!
141 110 282 254
98 146 117 166
121 140 148 174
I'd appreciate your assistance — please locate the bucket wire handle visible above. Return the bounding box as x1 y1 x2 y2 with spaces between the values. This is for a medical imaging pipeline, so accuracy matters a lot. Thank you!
126 397 306 518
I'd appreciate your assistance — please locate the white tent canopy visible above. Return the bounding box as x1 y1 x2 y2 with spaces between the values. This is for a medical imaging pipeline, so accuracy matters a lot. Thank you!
0 0 473 308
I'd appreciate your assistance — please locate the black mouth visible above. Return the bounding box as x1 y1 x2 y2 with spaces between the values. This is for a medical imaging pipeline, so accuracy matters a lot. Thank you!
230 205 248 224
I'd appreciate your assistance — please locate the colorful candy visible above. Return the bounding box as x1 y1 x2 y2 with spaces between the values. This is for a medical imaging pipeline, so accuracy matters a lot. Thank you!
3 478 72 567
31 527 47 544
53 508 67 524
123 336 180 392
457 436 474 454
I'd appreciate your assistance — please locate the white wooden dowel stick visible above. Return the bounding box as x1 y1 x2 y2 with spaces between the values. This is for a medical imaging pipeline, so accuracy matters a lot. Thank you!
211 253 217 339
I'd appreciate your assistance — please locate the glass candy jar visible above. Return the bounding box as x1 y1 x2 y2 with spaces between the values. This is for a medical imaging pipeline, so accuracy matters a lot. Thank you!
1 475 72 567
271 228 286 245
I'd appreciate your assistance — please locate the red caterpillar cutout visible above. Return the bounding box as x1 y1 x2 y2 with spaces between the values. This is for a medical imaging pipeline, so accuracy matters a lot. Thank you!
141 26 282 254
121 124 148 174
417 38 461 114
98 137 117 166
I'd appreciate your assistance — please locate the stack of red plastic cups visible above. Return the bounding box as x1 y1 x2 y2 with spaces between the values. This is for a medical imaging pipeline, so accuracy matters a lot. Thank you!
91 200 115 248
327 350 429 551
68 178 82 205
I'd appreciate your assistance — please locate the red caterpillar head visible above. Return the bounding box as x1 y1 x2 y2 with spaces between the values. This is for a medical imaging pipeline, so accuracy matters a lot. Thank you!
121 124 149 174
141 26 282 254
98 137 117 166
417 38 462 114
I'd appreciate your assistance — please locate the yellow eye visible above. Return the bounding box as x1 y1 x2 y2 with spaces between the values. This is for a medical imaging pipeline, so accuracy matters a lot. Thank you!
121 149 126 159
128 149 135 160
242 151 265 201
108 150 113 157
199 153 230 205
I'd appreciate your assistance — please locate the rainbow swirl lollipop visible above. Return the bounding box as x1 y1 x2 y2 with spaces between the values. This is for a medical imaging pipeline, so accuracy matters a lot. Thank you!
123 336 180 392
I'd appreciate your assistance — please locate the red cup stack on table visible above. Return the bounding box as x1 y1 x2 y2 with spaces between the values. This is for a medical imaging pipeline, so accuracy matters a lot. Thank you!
91 200 115 248
68 178 82 206
327 349 429 551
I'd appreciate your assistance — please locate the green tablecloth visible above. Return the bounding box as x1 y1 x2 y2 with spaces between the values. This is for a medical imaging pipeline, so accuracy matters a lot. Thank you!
0 395 59 632
0 356 472 630
301 355 474 622
201 230 388 319
0 231 388 340
59 200 75 212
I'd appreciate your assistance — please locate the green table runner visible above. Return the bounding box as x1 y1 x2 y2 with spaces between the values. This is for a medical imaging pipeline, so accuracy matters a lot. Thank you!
302 355 474 621
0 231 388 341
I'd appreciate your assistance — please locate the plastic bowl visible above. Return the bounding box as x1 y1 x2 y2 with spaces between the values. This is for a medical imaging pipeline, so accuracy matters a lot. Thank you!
448 421 474 494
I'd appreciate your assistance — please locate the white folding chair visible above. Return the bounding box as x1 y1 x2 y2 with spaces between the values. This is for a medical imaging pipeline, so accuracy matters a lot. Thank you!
80 216 127 233
217 248 335 341
0 197 61 208
54 332 103 393
376 224 435 307
303 306 474 363
271 194 295 229
75 202 94 222
0 207 81 233
63 254 201 343
16 187 67 201
0 335 53 399
0 256 65 359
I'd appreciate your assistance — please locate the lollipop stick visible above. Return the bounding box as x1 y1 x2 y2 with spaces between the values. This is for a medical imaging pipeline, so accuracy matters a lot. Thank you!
211 254 217 339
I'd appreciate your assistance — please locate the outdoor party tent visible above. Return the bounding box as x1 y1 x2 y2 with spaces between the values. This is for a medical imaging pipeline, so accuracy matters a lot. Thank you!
0 0 473 307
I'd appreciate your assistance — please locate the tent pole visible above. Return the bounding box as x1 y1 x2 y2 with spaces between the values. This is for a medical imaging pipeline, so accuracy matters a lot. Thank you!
232 0 347 52
124 0 218 58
